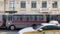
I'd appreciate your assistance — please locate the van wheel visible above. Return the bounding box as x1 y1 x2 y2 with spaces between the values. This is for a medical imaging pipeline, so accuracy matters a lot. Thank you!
9 25 16 30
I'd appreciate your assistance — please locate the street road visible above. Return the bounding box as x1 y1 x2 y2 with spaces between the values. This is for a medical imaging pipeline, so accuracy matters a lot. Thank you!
0 30 19 34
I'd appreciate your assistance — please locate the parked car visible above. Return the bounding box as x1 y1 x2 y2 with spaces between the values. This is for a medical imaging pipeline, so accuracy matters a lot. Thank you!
18 20 60 34
37 25 60 30
18 23 60 34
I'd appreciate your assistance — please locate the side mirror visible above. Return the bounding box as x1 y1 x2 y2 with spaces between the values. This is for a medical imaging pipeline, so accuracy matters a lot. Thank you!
37 29 43 32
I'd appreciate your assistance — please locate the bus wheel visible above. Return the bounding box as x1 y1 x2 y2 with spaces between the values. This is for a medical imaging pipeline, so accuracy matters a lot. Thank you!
9 25 16 30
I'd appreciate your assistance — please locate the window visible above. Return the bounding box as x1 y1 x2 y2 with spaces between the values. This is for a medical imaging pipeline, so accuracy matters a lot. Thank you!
42 26 49 30
31 1 36 8
17 16 20 20
29 15 32 20
3 15 7 21
13 15 20 20
39 15 43 20
9 0 15 10
37 15 43 20
41 25 60 30
52 1 58 8
41 26 53 30
29 15 34 21
37 16 40 20
42 1 47 8
26 16 29 20
22 15 26 20
8 15 12 21
57 16 60 20
20 15 23 20
34 15 37 20
49 15 57 20
21 1 26 8
23 15 29 21
13 16 17 20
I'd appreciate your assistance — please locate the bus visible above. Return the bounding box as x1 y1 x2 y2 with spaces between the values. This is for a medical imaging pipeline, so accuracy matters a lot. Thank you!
5 14 47 30
0 14 60 30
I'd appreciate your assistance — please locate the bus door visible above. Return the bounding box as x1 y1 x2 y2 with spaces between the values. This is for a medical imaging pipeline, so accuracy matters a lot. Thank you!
2 15 7 27
6 15 13 25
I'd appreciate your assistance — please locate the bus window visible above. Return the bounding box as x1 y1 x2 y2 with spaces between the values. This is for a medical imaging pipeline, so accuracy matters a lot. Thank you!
29 15 34 21
34 15 37 20
13 15 17 20
57 15 60 20
49 15 58 20
22 15 29 21
37 15 40 20
39 15 43 20
13 15 15 20
8 15 12 21
19 15 22 20
26 15 29 21
31 15 35 21
23 15 30 21
22 15 26 21
17 15 20 20
29 16 31 21
29 15 32 21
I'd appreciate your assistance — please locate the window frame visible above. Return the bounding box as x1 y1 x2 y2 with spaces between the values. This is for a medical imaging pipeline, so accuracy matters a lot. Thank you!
52 1 58 8
41 25 60 30
8 15 12 21
9 0 15 10
20 1 26 8
42 1 47 8
31 1 36 8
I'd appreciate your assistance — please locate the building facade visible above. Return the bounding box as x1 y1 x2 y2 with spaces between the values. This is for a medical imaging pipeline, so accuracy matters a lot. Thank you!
0 0 4 14
0 0 60 14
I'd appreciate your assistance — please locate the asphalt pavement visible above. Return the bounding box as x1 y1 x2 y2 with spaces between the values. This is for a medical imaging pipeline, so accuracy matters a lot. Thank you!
0 29 20 34
0 30 18 34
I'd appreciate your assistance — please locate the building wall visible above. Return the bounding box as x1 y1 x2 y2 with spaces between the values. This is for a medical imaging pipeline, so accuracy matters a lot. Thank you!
0 0 4 14
0 0 60 14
